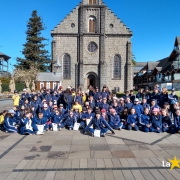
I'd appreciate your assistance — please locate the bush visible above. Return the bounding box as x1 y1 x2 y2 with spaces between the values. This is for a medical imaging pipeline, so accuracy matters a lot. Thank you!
0 77 10 84
15 83 26 92
2 83 9 92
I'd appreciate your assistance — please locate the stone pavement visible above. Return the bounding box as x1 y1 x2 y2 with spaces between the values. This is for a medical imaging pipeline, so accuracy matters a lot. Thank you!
0 129 180 180
1 100 180 179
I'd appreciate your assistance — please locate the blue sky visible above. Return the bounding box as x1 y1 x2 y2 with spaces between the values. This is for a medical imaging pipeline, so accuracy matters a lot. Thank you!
0 0 180 72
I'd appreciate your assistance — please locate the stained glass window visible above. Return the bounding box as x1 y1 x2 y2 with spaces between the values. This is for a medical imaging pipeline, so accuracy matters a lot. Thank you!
63 54 71 79
113 55 121 79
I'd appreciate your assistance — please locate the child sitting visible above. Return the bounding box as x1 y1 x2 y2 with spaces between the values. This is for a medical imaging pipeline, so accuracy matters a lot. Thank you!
174 109 180 134
0 110 8 130
127 108 139 131
151 108 162 133
161 109 173 133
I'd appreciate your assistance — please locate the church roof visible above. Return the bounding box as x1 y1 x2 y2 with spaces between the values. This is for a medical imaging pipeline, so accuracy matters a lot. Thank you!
174 36 180 46
36 72 62 82
0 52 11 61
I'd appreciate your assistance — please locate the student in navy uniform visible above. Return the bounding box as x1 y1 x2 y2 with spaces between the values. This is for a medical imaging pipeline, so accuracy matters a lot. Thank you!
118 98 126 114
88 95 96 111
112 101 119 114
174 109 180 134
144 87 151 104
139 108 152 132
161 109 173 133
84 110 115 137
151 108 162 133
163 102 172 119
120 108 128 129
94 87 102 102
101 109 109 122
79 107 87 129
123 90 130 100
129 90 136 103
159 88 169 108
141 97 150 110
61 110 77 130
32 112 48 132
23 98 30 109
50 109 65 131
64 89 73 110
109 109 122 130
4 110 19 133
99 97 109 112
44 89 52 104
136 89 144 99
20 89 30 105
127 108 139 131
151 88 160 105
125 97 133 111
101 85 109 99
150 99 160 113
168 88 178 111
132 98 143 117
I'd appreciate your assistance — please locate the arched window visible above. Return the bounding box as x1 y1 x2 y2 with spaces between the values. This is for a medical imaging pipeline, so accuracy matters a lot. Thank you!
89 17 96 33
113 55 121 79
89 0 96 5
63 54 71 79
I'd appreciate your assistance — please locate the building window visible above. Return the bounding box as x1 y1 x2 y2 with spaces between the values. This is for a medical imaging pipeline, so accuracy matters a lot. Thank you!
113 55 121 79
53 82 57 89
89 17 96 32
63 54 71 79
40 82 44 89
109 24 114 28
71 23 75 28
89 0 96 5
88 42 98 52
46 82 50 89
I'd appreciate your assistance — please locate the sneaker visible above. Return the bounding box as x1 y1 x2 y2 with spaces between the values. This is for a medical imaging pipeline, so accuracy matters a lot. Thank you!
58 128 62 131
36 131 44 135
69 127 72 130
101 133 105 137
46 128 49 131
50 128 53 131
91 133 94 137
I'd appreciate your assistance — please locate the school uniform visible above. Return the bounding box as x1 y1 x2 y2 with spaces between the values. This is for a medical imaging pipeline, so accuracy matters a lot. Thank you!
0 115 5 130
3 116 18 133
109 113 122 129
174 116 180 132
84 116 113 135
151 93 160 104
139 114 152 132
79 112 87 129
50 114 64 130
94 92 102 102
127 114 139 131
151 115 162 133
117 105 125 114
159 93 168 108
141 103 150 110
61 115 77 129
132 104 143 117
99 103 109 112
45 94 52 104
162 115 173 133
32 117 47 131
125 103 133 111
101 92 109 99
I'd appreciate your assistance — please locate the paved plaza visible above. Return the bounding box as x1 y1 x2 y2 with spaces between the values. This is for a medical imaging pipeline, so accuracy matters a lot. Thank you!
0 100 180 179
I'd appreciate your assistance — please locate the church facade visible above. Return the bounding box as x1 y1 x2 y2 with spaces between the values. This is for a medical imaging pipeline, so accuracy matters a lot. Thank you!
51 0 133 92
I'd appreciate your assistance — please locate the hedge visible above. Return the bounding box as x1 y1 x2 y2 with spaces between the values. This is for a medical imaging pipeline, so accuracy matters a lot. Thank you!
2 83 26 92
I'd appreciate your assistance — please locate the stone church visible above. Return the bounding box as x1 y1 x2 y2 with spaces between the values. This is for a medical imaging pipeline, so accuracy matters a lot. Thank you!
51 0 133 92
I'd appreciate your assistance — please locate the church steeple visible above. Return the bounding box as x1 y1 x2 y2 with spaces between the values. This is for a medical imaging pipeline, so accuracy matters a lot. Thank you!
81 0 103 5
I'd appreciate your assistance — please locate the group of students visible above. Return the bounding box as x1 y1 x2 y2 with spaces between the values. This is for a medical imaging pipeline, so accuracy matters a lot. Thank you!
0 84 180 137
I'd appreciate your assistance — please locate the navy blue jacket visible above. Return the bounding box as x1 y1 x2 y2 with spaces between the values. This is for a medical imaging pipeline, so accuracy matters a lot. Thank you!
132 104 143 117
125 103 133 110
162 115 172 127
109 114 120 125
84 117 113 132
101 92 109 99
63 115 77 126
151 115 162 129
151 93 160 104
52 114 64 124
139 114 151 126
94 92 102 101
141 103 150 110
174 116 180 127
127 114 138 125
32 117 47 125
159 93 168 107
99 103 109 112
45 94 52 104
84 112 95 119
4 116 18 129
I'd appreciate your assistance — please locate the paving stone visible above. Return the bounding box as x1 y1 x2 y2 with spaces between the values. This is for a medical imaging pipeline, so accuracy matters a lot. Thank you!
131 170 145 180
97 159 105 168
54 140 72 145
149 170 166 180
142 158 156 167
34 172 47 180
80 159 87 168
119 158 130 167
95 171 105 180
50 145 71 151
158 169 176 180
47 151 69 159
127 158 139 167
90 144 109 151
37 159 48 169
62 159 72 168
0 172 10 180
45 160 56 169
104 170 115 180
72 139 89 145
152 149 172 158
14 172 28 180
122 170 135 180
84 171 94 180
15 160 29 169
91 151 113 159
89 139 107 145
104 159 113 168
167 169 180 180
113 170 125 180
54 172 66 180
112 150 135 158
69 151 90 159
132 150 157 158
5 172 18 180
109 144 129 150
54 159 64 168
71 144 90 151
65 171 76 180
111 158 121 167
75 171 84 180
44 172 56 180
72 159 80 168
88 159 97 168
134 158 148 167
30 160 40 169
56 135 73 140
128 145 149 150
140 170 156 180
30 145 52 152
24 172 37 180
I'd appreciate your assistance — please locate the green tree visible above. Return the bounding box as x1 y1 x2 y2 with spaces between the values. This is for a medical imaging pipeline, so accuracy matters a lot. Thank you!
15 10 50 71
132 54 136 66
